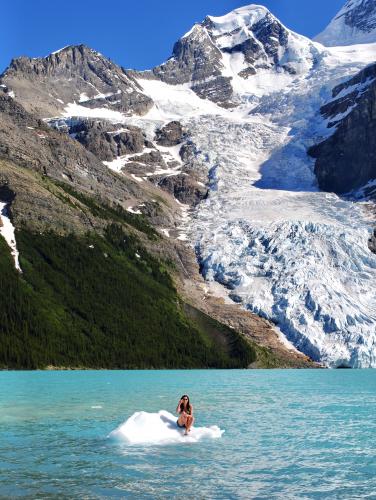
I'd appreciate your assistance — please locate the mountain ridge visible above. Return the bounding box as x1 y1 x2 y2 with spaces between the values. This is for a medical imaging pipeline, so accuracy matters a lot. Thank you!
315 0 376 46
1 44 153 118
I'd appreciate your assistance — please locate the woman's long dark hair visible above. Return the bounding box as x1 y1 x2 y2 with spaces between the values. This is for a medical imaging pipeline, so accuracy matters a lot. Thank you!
180 394 191 413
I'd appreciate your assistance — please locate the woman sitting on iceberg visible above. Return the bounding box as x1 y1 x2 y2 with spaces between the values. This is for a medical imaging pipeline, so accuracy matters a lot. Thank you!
109 396 223 444
176 395 194 435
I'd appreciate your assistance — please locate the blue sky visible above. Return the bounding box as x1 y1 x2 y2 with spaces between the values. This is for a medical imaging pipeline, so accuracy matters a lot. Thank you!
1 0 345 73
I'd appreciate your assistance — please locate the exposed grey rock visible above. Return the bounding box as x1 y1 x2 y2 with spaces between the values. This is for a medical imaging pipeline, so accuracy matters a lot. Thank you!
192 77 236 108
204 11 290 73
0 92 182 235
121 150 167 176
47 118 147 162
238 67 257 79
0 182 15 203
121 162 149 176
369 228 376 253
74 123 145 161
127 23 235 107
155 121 185 146
72 121 118 162
156 174 208 206
0 45 153 118
179 142 198 162
2 8 320 114
146 24 236 107
152 24 223 84
179 141 210 180
45 115 205 209
112 128 146 156
309 62 376 193
129 150 165 166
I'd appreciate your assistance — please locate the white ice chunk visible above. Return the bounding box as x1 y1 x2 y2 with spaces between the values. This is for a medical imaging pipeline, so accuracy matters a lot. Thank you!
126 207 142 215
108 410 224 445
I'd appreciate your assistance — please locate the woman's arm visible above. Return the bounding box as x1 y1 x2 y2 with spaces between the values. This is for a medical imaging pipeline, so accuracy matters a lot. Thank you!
189 404 194 416
176 400 182 414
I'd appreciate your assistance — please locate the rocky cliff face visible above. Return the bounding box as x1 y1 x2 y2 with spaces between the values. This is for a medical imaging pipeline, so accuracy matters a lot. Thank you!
50 118 149 162
46 114 208 207
2 11 321 112
139 23 235 108
369 228 376 252
0 89 172 235
315 0 376 46
309 62 376 194
155 121 185 147
0 45 153 118
0 91 144 199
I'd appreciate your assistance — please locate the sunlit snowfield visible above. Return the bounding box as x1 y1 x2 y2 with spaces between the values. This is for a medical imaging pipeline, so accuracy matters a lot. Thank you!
1 370 376 498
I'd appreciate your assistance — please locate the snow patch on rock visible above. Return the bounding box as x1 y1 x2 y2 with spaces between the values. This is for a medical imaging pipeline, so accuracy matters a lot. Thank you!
0 202 21 272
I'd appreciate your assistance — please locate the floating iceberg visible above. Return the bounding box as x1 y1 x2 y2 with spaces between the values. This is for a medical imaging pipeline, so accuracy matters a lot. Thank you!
108 410 224 445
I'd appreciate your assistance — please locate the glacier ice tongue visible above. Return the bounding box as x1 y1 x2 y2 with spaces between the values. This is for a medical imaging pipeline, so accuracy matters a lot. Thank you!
197 218 376 367
184 96 376 367
179 44 376 368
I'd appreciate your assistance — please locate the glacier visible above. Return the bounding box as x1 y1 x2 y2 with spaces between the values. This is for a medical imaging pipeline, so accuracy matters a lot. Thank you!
53 4 376 367
136 47 376 367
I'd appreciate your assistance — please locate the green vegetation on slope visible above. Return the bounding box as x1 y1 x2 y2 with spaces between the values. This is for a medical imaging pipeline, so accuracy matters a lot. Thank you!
183 303 257 366
0 224 257 369
183 303 292 369
51 179 159 239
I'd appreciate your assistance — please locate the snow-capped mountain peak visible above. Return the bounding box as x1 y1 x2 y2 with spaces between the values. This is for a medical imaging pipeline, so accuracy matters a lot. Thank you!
315 0 376 46
204 4 272 42
204 4 321 87
148 4 322 107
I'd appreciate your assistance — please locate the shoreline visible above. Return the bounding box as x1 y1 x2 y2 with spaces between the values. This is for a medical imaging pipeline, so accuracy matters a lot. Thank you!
1 365 327 371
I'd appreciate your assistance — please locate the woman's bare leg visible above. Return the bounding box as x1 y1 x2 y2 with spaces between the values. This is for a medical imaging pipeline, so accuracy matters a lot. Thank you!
185 415 195 433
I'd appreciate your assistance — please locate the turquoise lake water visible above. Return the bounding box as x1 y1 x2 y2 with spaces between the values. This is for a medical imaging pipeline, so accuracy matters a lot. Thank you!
1 370 376 499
